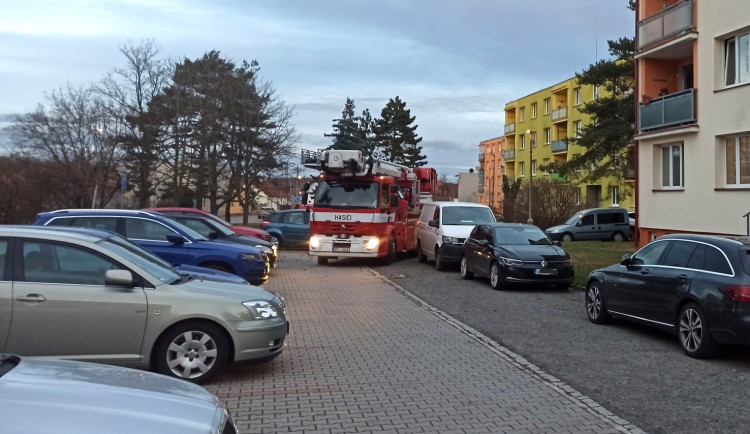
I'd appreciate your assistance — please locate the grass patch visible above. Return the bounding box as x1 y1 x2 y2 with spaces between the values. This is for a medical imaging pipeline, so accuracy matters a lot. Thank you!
563 241 637 290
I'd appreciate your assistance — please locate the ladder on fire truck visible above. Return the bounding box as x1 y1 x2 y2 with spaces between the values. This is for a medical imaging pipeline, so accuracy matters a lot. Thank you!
301 149 416 180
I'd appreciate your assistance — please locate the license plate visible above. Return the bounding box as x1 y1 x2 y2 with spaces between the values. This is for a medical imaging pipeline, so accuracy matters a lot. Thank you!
332 244 350 253
534 268 557 275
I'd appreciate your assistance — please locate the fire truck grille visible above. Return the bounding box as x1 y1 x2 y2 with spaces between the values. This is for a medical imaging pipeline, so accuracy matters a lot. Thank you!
320 222 357 235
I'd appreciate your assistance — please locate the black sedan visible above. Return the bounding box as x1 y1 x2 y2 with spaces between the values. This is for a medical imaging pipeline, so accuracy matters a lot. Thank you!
162 213 278 268
460 223 574 290
585 233 750 358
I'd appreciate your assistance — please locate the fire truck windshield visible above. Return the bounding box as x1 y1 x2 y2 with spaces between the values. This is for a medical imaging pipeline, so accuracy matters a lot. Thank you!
314 181 379 209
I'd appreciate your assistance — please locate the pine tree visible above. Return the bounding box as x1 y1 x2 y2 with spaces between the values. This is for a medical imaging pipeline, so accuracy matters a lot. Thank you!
373 96 427 167
324 98 361 151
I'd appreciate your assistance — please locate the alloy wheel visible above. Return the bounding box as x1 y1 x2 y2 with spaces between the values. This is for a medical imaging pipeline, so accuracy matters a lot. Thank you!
679 308 703 353
165 330 219 380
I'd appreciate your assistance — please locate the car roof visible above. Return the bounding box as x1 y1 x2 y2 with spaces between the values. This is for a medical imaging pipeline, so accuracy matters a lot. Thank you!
0 225 113 243
40 209 161 218
144 207 211 215
486 222 540 229
658 233 750 247
426 201 491 208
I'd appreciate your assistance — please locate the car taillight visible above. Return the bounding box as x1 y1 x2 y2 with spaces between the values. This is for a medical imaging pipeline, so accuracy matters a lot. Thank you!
260 221 269 228
724 285 750 303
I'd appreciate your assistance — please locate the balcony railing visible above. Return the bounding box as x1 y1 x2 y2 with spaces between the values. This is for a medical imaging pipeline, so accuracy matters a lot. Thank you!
551 140 568 153
478 153 485 162
638 88 696 131
504 123 516 135
637 0 693 49
551 107 567 122
502 150 515 161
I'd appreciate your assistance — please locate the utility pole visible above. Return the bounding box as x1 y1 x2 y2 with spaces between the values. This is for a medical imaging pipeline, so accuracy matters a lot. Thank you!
526 130 533 224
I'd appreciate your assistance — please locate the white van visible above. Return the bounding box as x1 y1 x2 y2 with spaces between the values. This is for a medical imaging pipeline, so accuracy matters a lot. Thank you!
416 202 496 270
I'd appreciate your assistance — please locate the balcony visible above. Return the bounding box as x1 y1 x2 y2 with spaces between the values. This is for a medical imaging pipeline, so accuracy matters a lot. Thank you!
502 150 515 161
504 123 516 135
624 166 635 180
478 185 484 193
478 153 485 162
551 140 568 153
551 107 568 123
638 88 695 131
638 0 693 50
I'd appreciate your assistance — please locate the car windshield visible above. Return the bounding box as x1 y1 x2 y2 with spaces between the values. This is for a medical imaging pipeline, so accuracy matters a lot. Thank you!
442 207 495 225
169 220 209 241
96 235 181 284
314 180 379 209
564 213 581 225
494 226 552 246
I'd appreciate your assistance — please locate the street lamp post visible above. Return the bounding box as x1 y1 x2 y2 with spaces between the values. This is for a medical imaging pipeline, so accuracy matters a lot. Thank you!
526 129 533 224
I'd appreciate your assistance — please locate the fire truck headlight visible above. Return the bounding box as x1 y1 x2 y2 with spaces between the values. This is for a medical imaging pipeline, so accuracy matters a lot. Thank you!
365 237 379 251
309 236 321 249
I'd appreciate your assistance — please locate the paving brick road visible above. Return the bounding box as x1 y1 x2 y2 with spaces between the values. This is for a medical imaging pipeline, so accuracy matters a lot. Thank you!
205 251 645 434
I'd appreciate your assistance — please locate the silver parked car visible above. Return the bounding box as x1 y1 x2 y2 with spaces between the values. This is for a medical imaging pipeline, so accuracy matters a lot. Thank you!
0 354 238 434
0 226 288 384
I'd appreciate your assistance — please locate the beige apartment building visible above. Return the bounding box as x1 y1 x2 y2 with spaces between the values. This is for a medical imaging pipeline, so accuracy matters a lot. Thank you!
478 136 504 216
634 0 750 246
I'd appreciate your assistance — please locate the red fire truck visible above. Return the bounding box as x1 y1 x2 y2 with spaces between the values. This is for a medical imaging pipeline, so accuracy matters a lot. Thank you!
301 149 437 265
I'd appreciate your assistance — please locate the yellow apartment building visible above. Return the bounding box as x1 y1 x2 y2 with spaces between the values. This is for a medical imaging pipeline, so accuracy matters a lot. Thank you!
478 136 504 215
502 77 635 213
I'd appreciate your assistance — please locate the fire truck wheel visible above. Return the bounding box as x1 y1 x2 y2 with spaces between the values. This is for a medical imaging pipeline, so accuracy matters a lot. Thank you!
317 256 328 265
417 241 427 263
382 236 397 264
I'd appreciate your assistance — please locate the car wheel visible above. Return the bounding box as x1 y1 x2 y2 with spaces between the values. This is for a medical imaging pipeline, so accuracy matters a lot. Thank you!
154 321 229 385
561 233 573 243
612 232 625 242
460 256 474 280
417 241 427 263
678 303 717 358
435 247 446 271
317 256 328 265
270 235 281 247
489 261 503 290
585 282 611 324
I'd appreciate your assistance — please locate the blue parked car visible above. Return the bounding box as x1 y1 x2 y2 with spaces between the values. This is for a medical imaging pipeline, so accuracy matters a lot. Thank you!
32 209 269 285
260 209 311 248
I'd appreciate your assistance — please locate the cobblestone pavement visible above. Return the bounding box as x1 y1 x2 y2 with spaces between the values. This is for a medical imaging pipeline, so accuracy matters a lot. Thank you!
205 251 645 434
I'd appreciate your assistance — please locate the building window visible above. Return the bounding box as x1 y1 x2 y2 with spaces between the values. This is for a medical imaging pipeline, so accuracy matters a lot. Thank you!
519 161 525 177
725 33 750 86
575 120 582 138
520 134 526 149
531 102 537 118
530 131 537 147
531 160 537 176
519 107 526 122
594 85 600 99
542 158 550 174
544 98 550 114
611 186 620 206
574 87 582 105
661 143 684 188
544 128 551 144
726 135 750 185
574 187 581 205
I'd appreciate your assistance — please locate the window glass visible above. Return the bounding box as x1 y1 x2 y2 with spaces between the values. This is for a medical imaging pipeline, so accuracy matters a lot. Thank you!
270 212 283 223
632 241 669 266
580 214 595 225
661 144 683 188
739 34 750 84
704 246 732 274
494 226 551 246
726 136 750 185
22 241 119 285
0 240 7 280
686 244 706 270
442 207 495 225
662 241 698 268
125 218 175 241
46 217 73 226
177 218 214 237
285 212 304 225
72 216 118 232
725 38 737 86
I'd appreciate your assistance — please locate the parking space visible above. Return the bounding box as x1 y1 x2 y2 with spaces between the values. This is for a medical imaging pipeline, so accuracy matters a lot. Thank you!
205 251 643 433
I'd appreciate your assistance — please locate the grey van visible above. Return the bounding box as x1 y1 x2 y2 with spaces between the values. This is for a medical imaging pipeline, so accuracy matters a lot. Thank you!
545 208 631 242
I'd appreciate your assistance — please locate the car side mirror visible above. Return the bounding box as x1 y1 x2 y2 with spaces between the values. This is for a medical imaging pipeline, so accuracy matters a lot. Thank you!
167 234 187 244
208 231 218 240
576 221 582 226
428 220 439 228
553 240 561 247
390 195 399 207
620 254 632 266
105 269 135 288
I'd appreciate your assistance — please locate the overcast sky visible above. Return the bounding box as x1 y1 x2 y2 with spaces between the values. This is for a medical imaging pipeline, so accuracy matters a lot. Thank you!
1 0 634 177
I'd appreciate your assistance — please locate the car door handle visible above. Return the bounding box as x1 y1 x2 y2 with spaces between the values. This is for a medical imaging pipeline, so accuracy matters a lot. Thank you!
640 269 650 275
676 274 688 282
16 294 46 303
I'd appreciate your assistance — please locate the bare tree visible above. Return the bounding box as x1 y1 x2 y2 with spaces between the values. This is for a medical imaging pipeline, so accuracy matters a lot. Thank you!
0 155 56 223
514 179 582 229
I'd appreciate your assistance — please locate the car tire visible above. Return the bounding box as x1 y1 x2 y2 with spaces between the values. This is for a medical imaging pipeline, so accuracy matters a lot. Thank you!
270 235 281 248
678 303 717 358
154 321 229 385
460 256 474 280
585 282 611 324
317 256 328 265
612 232 625 242
435 247 446 271
562 233 573 243
381 236 397 265
417 241 427 263
489 261 503 290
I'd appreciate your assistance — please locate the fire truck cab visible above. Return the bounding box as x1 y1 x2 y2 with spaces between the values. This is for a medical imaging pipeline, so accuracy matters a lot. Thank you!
301 149 434 265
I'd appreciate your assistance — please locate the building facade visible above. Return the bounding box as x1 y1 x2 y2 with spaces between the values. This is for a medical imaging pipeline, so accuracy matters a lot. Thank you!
502 78 634 214
634 0 750 246
478 137 504 215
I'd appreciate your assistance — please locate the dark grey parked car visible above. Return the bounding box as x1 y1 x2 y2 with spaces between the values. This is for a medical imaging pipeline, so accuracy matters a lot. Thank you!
0 226 288 384
0 354 237 433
